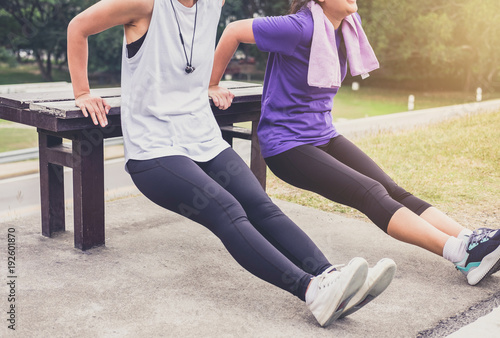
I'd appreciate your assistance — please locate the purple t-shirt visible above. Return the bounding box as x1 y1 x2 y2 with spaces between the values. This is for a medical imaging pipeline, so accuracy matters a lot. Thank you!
253 8 347 158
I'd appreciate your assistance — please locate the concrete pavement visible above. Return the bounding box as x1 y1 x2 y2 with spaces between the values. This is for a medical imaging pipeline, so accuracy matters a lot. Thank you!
1 195 499 337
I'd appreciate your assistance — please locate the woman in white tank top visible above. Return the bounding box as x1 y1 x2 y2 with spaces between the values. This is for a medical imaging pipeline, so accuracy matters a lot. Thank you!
67 0 391 327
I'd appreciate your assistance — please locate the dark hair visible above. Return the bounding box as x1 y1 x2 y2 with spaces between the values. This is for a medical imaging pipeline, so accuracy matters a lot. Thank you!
289 0 319 14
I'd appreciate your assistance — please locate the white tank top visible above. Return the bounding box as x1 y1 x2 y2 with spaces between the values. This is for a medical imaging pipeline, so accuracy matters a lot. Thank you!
120 0 229 164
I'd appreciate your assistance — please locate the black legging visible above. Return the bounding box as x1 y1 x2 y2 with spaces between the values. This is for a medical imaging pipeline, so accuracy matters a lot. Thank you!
265 135 432 233
127 148 332 301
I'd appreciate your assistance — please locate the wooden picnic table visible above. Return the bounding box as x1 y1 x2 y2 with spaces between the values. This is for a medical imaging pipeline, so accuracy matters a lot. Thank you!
0 81 264 250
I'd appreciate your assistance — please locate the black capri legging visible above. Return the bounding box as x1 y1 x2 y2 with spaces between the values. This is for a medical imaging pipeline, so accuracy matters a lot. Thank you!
265 135 432 233
127 148 332 301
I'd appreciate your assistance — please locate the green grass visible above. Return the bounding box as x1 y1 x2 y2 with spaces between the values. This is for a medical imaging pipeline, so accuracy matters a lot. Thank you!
0 62 70 85
332 86 499 121
267 111 500 229
0 128 38 152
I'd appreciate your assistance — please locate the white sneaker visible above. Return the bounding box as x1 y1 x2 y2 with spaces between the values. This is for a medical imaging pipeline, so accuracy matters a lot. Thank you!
306 257 368 327
339 258 397 318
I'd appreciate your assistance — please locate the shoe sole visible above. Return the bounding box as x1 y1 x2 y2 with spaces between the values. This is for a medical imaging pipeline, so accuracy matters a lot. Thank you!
339 259 397 318
467 245 500 285
320 258 368 327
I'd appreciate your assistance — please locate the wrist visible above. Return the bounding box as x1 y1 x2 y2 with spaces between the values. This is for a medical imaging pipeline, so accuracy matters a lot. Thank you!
74 91 90 100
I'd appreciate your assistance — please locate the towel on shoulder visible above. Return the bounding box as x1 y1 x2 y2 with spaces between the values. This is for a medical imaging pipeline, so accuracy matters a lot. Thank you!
307 0 379 88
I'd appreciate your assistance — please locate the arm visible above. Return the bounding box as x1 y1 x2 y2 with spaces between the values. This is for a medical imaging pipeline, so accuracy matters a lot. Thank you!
67 0 153 126
209 19 256 110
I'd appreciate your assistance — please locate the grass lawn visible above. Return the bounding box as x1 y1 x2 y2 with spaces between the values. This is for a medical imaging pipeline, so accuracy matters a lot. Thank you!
332 86 499 121
0 128 38 152
0 62 70 85
267 111 500 229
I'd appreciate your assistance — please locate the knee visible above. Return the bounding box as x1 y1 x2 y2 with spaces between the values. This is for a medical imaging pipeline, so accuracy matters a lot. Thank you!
347 180 389 210
388 184 413 203
388 186 431 215
245 198 283 223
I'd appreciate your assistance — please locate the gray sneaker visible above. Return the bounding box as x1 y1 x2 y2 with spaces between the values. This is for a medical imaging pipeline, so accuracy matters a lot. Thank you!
339 258 397 318
306 257 368 327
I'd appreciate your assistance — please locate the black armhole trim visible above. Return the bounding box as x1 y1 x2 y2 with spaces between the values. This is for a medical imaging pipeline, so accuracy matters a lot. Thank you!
126 30 148 58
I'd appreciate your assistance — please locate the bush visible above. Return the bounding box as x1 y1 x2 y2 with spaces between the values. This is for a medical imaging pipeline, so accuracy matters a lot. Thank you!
0 47 17 68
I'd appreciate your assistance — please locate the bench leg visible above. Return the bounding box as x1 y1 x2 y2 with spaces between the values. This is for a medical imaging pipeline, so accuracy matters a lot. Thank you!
250 120 266 190
38 133 65 236
221 123 234 147
72 132 105 250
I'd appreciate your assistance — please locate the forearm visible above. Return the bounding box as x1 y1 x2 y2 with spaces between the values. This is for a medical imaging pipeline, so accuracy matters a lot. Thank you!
210 24 240 86
67 18 91 99
210 19 256 86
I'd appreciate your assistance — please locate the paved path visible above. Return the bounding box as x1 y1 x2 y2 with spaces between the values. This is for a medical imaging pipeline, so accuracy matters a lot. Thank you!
1 195 499 337
446 307 500 337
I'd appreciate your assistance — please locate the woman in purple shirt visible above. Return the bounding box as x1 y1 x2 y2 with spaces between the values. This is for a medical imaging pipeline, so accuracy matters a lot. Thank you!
210 0 500 286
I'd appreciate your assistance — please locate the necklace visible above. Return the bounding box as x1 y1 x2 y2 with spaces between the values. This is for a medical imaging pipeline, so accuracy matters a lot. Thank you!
170 0 198 74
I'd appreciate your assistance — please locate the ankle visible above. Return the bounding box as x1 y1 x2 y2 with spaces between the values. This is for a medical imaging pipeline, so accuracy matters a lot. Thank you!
458 228 473 242
305 277 318 305
443 236 467 263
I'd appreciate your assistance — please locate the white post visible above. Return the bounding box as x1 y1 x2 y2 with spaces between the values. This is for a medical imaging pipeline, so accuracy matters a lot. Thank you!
351 82 360 91
476 87 482 102
408 94 415 111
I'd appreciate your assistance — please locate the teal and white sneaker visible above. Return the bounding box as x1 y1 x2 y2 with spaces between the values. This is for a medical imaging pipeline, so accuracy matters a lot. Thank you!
455 228 500 285
306 257 368 327
339 258 397 318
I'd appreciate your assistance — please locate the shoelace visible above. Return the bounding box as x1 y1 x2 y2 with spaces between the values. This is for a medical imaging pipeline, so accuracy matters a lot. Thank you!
316 265 343 289
469 228 495 246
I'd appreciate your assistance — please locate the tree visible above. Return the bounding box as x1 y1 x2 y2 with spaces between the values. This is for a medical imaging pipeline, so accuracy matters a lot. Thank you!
0 0 94 81
221 0 289 21
361 0 500 91
87 25 123 83
219 0 289 72
456 0 500 90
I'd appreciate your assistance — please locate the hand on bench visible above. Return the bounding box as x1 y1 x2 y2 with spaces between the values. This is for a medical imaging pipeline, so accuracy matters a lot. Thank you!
209 84 235 111
75 93 111 127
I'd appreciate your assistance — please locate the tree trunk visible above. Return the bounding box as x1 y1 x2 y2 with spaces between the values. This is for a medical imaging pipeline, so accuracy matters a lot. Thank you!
46 51 52 80
463 68 473 93
485 68 498 91
34 49 53 81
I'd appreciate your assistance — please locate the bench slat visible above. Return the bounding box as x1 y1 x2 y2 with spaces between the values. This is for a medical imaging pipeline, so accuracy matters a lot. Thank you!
0 88 122 109
220 125 252 140
27 86 262 119
29 97 122 119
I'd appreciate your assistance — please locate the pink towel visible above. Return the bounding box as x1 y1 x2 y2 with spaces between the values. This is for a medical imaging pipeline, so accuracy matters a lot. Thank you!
307 1 379 88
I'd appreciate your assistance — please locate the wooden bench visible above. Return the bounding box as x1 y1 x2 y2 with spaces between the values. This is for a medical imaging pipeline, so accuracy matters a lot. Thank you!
0 81 265 250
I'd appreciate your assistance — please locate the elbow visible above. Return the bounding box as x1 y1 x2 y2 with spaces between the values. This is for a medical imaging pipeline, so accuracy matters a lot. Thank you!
225 20 255 44
224 21 240 41
67 18 77 41
67 14 87 41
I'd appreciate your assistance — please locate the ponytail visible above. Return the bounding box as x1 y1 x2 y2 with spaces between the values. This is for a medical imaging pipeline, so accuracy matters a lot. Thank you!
289 0 319 14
